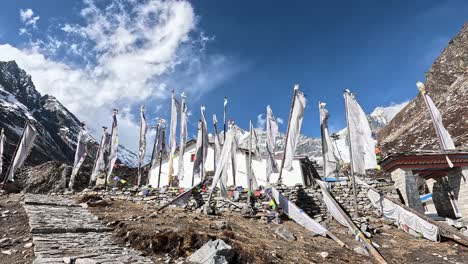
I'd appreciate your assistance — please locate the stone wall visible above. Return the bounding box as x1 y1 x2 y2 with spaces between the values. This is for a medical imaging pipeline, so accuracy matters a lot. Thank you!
77 178 397 223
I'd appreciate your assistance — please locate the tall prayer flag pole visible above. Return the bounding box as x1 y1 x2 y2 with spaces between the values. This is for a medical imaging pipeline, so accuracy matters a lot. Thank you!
278 85 299 183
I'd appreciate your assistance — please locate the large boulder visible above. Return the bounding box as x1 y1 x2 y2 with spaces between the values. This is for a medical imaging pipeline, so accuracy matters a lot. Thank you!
187 239 235 264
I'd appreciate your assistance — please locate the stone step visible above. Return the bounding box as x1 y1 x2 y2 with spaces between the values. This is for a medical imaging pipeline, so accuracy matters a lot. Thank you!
24 204 111 234
23 194 153 263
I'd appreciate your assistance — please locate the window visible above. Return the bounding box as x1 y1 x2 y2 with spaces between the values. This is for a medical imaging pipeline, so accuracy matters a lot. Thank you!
191 153 196 162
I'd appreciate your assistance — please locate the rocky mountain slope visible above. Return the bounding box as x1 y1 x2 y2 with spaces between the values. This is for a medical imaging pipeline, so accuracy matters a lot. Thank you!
0 61 138 170
377 23 468 154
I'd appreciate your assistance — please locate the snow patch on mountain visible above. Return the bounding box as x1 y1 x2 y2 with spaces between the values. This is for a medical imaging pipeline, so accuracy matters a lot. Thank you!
368 101 409 132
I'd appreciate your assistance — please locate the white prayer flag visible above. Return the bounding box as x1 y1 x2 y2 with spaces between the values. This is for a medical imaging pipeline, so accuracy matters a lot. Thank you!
417 82 455 150
137 106 148 186
69 125 88 189
319 102 339 178
344 90 377 175
213 114 228 187
270 187 328 236
139 106 148 165
168 92 180 178
266 105 279 182
177 93 188 180
106 110 119 182
283 85 306 171
247 121 259 190
7 121 37 181
192 120 204 179
90 127 108 184
200 106 209 165
0 129 5 177
209 128 237 198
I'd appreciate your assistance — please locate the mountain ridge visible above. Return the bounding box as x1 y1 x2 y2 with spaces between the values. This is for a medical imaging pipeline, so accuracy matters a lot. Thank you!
0 60 139 170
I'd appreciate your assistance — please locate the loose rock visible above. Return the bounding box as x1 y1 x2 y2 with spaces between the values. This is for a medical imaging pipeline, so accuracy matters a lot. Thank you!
275 226 296 241
187 239 235 264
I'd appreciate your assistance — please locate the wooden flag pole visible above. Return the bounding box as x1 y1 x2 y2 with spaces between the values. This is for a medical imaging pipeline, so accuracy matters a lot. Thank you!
213 117 219 171
343 90 359 218
247 120 253 206
137 107 145 187
278 85 299 183
223 97 227 142
316 179 387 263
157 149 163 188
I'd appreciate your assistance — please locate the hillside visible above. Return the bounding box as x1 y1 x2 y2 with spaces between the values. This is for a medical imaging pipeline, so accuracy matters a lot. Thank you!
377 23 468 154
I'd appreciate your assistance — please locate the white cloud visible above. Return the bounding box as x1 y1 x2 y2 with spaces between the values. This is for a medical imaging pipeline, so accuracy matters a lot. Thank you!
1 0 237 155
256 114 266 129
277 117 284 125
19 8 40 31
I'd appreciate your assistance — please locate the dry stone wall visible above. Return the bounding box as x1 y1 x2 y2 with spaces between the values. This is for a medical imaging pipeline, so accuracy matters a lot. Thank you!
77 178 397 222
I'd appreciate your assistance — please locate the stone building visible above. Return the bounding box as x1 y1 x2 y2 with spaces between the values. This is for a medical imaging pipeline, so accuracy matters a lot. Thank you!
380 150 468 221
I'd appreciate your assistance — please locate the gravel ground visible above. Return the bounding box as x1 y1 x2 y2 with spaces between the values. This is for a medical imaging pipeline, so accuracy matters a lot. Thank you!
0 194 34 264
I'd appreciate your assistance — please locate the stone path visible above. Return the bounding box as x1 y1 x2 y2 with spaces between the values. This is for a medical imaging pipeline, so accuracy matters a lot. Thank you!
23 194 153 264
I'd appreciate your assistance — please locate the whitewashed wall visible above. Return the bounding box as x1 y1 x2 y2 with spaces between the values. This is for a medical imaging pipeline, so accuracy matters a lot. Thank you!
149 144 306 188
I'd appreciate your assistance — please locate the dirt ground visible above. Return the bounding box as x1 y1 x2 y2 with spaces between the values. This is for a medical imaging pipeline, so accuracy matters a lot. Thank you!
0 194 34 264
86 197 468 264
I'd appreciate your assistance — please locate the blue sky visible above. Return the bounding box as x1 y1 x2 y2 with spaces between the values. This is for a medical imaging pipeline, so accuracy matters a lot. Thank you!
0 0 467 153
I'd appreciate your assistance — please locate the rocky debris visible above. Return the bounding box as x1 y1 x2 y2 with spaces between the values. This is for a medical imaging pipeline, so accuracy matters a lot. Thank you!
1 249 17 255
20 161 73 194
0 238 13 248
275 226 297 241
22 194 153 263
353 246 370 256
378 23 468 153
23 242 33 249
211 220 231 231
319 251 329 259
187 239 235 264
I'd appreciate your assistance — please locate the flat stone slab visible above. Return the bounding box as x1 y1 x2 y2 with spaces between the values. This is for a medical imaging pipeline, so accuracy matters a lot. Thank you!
32 232 152 264
24 204 111 234
24 194 80 207
23 194 153 263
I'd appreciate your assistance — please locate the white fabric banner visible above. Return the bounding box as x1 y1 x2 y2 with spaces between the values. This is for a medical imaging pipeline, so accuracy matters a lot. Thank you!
246 122 259 191
266 105 279 182
344 91 377 175
270 187 328 236
213 115 228 187
210 129 236 198
192 120 204 179
69 126 88 189
0 129 5 177
177 94 188 180
319 102 339 178
316 180 349 227
201 106 209 167
106 111 119 182
230 125 241 185
168 93 180 177
150 120 167 170
90 128 108 183
139 106 148 167
367 188 439 242
7 121 37 181
284 88 306 171
424 93 455 150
